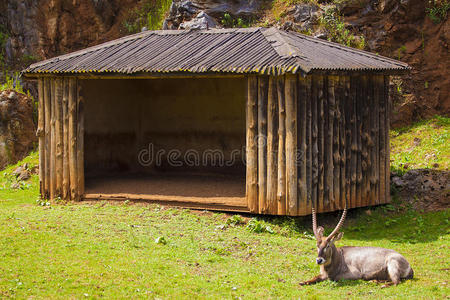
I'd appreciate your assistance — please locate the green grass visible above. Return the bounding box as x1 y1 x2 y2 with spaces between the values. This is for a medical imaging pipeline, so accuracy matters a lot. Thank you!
0 140 449 298
390 116 449 174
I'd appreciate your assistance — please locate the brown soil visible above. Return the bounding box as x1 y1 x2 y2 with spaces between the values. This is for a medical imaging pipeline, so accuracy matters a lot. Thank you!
392 169 450 212
84 173 246 207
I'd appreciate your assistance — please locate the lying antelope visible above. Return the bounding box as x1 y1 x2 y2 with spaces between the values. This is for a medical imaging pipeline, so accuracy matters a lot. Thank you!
299 207 414 286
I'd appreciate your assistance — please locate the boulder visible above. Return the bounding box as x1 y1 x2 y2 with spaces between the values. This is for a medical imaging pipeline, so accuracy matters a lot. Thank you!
179 11 218 30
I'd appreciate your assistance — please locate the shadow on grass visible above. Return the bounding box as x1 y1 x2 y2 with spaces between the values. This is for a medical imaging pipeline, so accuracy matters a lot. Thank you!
238 200 449 244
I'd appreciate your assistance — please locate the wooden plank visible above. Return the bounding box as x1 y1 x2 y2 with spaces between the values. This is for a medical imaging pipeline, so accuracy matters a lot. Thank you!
298 76 307 215
68 78 78 200
384 75 391 204
82 194 250 213
311 76 319 213
76 84 85 198
267 76 279 214
276 76 286 215
62 78 70 200
317 76 325 212
285 74 298 215
246 76 259 212
258 76 268 213
37 79 45 199
379 75 386 204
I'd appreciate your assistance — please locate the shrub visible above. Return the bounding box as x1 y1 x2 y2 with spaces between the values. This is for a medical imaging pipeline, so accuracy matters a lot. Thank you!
123 0 172 33
426 0 450 23
319 6 366 49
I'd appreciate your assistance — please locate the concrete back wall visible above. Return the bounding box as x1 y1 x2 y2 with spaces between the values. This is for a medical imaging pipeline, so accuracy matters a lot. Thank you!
82 77 246 175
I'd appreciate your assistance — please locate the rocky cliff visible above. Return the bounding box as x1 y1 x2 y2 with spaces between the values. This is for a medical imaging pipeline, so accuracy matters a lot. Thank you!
0 0 448 126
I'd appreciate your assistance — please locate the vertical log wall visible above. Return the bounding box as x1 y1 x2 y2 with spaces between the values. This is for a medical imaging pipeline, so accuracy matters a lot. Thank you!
37 77 84 201
246 74 391 215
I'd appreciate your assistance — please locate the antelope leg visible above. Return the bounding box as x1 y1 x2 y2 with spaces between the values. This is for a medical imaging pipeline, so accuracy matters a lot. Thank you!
299 275 326 286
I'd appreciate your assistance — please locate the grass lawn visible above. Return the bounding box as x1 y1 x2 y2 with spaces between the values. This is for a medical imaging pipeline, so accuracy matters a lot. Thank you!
0 122 449 298
390 116 449 174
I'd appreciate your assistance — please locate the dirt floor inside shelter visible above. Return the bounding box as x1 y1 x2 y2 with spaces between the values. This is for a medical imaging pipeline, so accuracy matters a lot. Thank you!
84 173 247 207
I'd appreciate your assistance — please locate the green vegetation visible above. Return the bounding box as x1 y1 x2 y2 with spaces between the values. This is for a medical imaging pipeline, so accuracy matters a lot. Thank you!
426 0 450 23
319 6 366 49
221 13 254 28
397 45 406 60
0 72 24 94
123 0 172 33
0 143 449 298
390 116 450 174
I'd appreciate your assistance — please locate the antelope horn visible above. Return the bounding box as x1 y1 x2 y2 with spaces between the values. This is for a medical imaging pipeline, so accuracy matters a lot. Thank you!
312 206 318 239
326 207 347 241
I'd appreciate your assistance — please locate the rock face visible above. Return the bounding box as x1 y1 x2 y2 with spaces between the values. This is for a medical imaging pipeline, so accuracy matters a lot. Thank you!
343 0 450 127
0 0 138 66
0 90 36 170
0 0 447 127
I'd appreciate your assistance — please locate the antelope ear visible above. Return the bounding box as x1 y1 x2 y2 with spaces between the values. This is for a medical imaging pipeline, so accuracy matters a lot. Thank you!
333 232 344 242
317 226 324 238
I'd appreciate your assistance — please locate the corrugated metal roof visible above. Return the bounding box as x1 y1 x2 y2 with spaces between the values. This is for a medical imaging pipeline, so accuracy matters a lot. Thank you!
24 27 410 76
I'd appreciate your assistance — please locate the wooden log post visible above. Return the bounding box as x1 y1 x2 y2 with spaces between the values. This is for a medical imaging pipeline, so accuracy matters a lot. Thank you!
339 77 347 209
285 74 298 215
374 76 382 204
326 76 335 209
379 76 387 204
68 78 78 200
343 76 351 208
356 76 363 207
297 76 307 215
311 76 319 213
343 77 351 208
384 75 391 203
62 78 70 200
55 78 64 199
37 79 45 198
246 76 259 213
76 84 85 198
361 76 370 205
305 76 313 215
258 76 268 213
267 76 279 214
368 76 376 205
276 76 286 215
317 76 325 212
43 78 51 199
350 76 357 209
50 79 56 200
333 76 341 210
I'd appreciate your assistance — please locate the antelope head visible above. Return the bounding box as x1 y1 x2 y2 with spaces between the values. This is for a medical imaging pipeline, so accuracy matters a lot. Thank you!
312 207 347 265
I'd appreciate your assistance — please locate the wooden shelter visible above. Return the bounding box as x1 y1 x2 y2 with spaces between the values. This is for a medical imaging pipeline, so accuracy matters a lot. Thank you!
24 27 409 215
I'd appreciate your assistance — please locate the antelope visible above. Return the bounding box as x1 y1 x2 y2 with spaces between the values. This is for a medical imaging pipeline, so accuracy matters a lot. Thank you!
299 207 414 286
